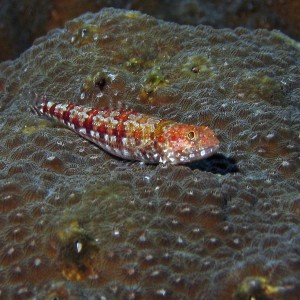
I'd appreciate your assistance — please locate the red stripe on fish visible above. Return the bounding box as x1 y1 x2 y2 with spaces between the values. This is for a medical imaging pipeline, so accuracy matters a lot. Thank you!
33 98 219 164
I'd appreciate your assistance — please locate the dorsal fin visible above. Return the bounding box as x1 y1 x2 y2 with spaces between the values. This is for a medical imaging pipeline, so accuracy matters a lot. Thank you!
94 98 133 111
115 101 131 111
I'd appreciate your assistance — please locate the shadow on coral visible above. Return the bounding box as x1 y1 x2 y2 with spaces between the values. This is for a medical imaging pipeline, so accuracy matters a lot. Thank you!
188 154 239 175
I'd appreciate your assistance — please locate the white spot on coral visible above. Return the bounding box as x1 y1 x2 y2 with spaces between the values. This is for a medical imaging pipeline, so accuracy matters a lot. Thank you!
281 160 290 167
172 219 178 225
156 289 167 296
233 238 240 245
177 236 184 244
266 133 275 139
15 266 22 273
145 254 153 261
223 225 229 231
89 155 98 160
34 258 42 266
8 247 15 255
17 287 28 295
76 241 83 253
108 73 117 81
151 270 160 277
113 229 120 237
138 232 147 242
210 237 217 243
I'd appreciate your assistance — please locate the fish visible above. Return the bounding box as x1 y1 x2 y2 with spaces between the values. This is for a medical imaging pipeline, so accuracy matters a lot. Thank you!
32 98 219 164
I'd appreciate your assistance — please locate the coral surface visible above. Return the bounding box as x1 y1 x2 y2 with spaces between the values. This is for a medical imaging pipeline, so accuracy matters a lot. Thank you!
0 8 299 300
1 0 300 61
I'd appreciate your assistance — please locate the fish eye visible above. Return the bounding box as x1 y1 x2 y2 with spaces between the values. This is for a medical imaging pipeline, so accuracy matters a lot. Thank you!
187 131 195 140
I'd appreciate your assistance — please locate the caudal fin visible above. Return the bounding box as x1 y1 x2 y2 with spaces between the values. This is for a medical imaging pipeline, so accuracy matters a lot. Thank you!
30 93 48 115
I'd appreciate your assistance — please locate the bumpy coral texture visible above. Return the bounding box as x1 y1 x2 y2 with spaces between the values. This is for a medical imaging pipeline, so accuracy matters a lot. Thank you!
1 0 300 61
0 8 299 299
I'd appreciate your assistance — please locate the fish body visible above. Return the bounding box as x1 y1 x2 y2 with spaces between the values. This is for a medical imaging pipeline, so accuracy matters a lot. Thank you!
33 99 219 164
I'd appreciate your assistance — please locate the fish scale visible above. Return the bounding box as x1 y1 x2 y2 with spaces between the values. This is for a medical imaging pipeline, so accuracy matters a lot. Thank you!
33 99 220 164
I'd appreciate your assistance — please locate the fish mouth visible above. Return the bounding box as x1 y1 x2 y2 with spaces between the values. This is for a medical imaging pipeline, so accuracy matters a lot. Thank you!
180 144 219 163
163 144 220 164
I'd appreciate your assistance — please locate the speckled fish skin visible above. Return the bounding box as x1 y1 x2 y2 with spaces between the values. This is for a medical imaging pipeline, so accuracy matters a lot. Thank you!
33 99 220 164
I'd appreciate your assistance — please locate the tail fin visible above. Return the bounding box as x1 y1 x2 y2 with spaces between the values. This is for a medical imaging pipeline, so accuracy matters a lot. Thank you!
30 93 48 116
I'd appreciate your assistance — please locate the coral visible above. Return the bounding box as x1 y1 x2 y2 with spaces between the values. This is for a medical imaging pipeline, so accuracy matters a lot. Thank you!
1 0 300 61
0 8 299 299
233 276 296 300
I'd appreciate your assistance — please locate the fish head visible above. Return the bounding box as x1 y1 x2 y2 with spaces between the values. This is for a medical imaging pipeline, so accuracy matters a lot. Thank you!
159 123 220 164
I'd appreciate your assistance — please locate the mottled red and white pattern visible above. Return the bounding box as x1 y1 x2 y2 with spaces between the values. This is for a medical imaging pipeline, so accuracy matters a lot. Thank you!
33 99 219 164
